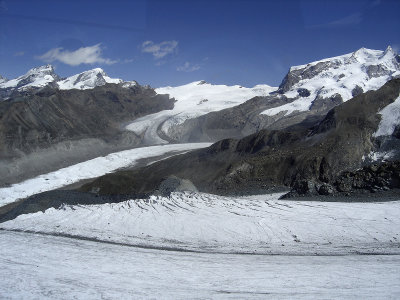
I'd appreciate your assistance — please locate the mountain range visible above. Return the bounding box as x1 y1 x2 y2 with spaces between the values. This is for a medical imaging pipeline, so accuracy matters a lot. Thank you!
1 46 400 211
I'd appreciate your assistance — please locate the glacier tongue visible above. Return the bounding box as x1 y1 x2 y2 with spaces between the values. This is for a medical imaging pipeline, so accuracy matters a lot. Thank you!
125 81 277 143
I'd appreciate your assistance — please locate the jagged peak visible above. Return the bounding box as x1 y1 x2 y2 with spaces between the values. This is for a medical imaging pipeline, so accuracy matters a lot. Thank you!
71 68 107 79
380 45 397 59
57 67 122 90
288 47 388 73
384 45 394 53
26 64 56 75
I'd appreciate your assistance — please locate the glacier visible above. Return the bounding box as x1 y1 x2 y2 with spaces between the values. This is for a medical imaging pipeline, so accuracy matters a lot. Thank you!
2 192 400 255
0 143 211 207
126 81 276 143
1 230 399 299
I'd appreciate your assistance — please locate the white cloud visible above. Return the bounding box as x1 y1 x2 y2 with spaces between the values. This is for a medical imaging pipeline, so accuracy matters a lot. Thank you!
141 40 178 59
14 51 25 57
36 44 117 66
177 62 201 72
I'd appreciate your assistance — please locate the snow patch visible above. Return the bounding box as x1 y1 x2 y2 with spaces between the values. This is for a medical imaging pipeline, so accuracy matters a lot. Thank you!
374 94 400 137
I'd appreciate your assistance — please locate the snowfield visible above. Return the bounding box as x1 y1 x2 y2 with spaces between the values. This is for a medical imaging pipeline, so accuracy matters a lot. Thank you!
126 81 276 143
0 143 211 207
1 230 400 299
262 46 400 117
3 192 399 255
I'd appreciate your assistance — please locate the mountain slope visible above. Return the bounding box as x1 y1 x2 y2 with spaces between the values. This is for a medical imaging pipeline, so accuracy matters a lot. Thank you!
153 47 400 143
80 79 400 196
263 46 400 116
0 83 174 185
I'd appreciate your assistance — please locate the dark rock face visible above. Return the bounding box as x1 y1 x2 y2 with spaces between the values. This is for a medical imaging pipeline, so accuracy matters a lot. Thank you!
335 161 400 193
80 79 400 198
278 61 340 93
285 180 318 197
352 85 364 97
318 183 335 195
284 161 400 197
309 93 343 112
297 88 311 97
367 65 389 78
393 125 400 139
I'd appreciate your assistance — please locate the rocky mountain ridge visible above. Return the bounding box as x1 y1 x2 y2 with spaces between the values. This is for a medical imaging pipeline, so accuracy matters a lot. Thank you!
153 47 400 144
0 65 138 99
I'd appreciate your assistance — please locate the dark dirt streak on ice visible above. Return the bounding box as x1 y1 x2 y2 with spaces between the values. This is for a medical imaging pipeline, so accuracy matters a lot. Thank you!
1 228 399 257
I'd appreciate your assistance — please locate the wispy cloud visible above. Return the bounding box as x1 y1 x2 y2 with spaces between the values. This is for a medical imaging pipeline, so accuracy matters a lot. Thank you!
36 44 117 66
141 40 178 59
123 58 134 63
14 51 25 57
328 12 362 26
177 62 201 72
307 12 362 29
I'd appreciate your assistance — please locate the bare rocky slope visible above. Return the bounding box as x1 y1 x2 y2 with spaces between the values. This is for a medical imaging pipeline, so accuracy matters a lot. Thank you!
0 83 174 185
80 79 400 197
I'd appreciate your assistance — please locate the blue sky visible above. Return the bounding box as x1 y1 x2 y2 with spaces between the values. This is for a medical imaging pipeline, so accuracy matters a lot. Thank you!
0 0 399 87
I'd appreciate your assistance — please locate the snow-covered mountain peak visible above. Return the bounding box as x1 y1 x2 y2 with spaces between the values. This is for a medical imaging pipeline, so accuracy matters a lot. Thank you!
57 68 122 90
262 46 400 117
28 64 55 74
0 66 135 96
349 47 383 63
0 64 59 91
